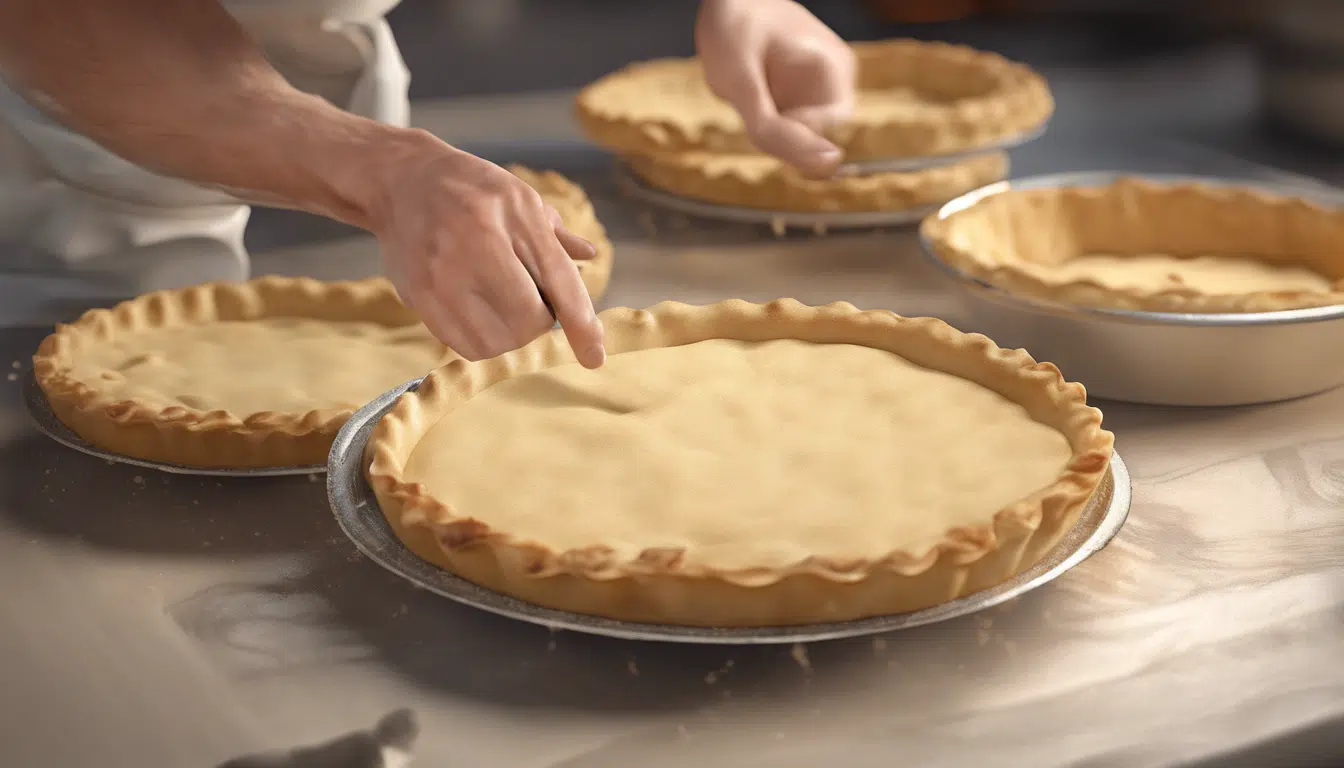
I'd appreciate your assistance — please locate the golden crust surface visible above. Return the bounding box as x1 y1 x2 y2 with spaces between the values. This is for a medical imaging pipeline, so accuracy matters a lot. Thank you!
920 177 1344 313
626 150 1008 212
509 165 614 299
576 40 1053 160
366 299 1114 627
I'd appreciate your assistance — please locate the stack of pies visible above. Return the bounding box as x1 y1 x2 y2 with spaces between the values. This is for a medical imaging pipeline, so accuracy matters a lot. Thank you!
367 299 1114 627
920 177 1344 313
32 166 614 468
576 39 1053 213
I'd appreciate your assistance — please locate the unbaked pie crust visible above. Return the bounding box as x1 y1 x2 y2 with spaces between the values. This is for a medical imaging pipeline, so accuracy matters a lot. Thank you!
576 39 1053 160
33 168 615 469
920 177 1344 313
366 299 1113 627
625 150 1008 212
33 276 452 468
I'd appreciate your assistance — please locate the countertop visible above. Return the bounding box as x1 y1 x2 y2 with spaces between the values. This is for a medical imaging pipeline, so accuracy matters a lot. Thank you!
2 129 1342 766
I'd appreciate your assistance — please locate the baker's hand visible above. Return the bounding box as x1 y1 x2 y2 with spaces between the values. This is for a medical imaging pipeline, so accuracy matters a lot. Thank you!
368 131 605 368
696 0 856 177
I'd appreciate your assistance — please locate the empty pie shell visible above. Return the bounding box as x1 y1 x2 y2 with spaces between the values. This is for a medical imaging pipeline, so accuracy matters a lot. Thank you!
625 150 1008 212
366 299 1114 627
920 177 1344 313
577 39 1053 160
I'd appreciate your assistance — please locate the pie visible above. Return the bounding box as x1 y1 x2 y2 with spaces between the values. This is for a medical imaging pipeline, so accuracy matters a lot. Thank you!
508 165 614 298
32 167 614 469
32 276 453 468
576 39 1053 160
625 149 1007 212
920 177 1344 313
366 299 1114 627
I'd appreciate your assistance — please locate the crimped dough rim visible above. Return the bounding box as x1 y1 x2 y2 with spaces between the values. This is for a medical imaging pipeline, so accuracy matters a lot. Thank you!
33 275 441 440
920 177 1344 314
366 299 1114 588
624 150 1009 212
576 39 1054 160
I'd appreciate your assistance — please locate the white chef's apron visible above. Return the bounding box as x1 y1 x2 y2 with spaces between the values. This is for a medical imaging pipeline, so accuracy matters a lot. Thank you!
0 0 409 299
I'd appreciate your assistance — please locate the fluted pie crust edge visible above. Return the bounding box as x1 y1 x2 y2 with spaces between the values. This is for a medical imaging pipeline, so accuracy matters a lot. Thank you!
625 151 1008 212
33 276 444 468
920 177 1344 313
576 39 1054 160
365 299 1114 627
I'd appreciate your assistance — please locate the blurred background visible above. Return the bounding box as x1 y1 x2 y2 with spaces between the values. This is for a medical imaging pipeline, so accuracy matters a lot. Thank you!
3 0 1341 315
387 0 1344 155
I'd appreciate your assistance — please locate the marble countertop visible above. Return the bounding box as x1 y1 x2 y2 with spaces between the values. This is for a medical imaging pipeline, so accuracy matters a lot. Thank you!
1 120 1342 766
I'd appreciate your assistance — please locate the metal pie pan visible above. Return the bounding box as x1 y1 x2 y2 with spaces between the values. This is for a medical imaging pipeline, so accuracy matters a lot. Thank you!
328 379 1133 645
21 367 326 477
920 171 1344 407
614 164 941 231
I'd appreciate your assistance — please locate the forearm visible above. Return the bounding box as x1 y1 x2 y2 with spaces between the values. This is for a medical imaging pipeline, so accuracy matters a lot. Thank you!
0 0 414 228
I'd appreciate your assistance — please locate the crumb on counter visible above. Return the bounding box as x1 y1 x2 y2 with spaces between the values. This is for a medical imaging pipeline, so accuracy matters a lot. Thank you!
790 642 812 674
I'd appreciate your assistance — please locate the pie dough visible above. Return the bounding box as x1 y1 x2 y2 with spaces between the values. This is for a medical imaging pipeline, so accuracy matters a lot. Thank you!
367 300 1114 627
33 276 453 468
32 167 615 469
576 40 1053 160
625 149 1007 212
920 177 1344 313
508 165 613 298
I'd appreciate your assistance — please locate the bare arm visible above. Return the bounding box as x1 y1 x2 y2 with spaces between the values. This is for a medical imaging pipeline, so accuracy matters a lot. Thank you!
0 0 606 367
0 0 408 228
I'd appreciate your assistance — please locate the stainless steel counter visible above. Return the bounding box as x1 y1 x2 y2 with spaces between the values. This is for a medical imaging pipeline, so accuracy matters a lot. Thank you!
2 129 1343 766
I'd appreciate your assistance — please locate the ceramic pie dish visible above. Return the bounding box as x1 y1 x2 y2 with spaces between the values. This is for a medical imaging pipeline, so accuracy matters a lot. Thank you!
576 39 1053 161
365 299 1114 627
920 176 1344 313
624 149 1008 213
919 172 1344 406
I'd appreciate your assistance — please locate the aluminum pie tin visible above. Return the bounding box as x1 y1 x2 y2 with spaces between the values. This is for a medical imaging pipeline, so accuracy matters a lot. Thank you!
920 171 1344 407
834 121 1048 176
614 164 940 231
328 379 1132 645
21 367 326 477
